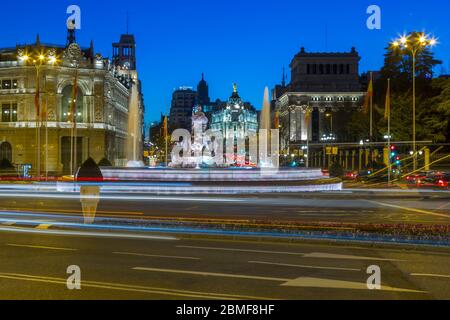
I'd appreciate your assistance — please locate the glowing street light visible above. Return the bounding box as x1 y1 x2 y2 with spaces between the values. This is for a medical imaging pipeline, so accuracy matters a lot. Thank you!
17 49 59 179
391 31 438 170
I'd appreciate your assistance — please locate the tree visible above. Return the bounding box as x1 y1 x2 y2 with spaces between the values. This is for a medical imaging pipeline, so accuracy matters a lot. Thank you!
378 31 441 97
329 162 344 178
373 31 443 142
342 110 370 142
76 157 103 181
421 78 450 142
98 158 113 167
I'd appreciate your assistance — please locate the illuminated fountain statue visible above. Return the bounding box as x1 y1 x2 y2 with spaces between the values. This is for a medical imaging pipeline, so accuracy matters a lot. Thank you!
191 106 209 168
170 84 280 169
170 106 217 168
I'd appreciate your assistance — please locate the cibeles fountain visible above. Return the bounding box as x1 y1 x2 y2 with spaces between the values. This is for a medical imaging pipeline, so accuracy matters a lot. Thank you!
100 86 342 193
169 106 216 168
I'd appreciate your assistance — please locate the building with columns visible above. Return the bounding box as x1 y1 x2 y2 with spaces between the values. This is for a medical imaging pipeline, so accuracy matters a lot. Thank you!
275 47 366 163
0 31 144 176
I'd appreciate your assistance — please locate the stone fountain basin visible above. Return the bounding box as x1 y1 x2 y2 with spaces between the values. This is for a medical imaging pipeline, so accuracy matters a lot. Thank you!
99 167 327 182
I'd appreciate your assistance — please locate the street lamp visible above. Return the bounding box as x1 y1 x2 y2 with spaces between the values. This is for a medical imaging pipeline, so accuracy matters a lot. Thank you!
18 49 59 179
391 32 437 170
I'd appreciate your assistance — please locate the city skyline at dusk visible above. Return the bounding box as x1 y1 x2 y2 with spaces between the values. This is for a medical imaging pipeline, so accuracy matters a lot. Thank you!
1 0 449 123
0 0 449 306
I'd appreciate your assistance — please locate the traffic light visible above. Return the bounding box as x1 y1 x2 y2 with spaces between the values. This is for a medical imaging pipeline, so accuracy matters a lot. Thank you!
388 146 401 167
390 145 397 159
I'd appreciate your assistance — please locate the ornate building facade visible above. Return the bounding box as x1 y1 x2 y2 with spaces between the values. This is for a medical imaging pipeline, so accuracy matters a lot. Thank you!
275 47 365 154
0 32 144 175
210 85 258 165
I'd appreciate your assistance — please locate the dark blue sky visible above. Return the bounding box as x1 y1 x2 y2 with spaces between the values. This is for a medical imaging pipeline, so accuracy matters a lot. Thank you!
1 0 449 123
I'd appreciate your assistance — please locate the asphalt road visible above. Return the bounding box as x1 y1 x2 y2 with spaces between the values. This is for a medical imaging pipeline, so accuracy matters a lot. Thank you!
0 190 449 226
0 189 448 299
0 225 449 300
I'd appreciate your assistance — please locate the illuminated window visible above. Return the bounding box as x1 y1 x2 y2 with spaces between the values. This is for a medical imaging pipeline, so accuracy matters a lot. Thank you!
1 103 16 122
1 80 11 89
61 85 84 122
12 104 17 122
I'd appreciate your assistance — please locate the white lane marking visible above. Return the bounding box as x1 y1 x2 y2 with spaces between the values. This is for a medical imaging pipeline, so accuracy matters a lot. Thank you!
282 277 426 293
436 202 450 210
0 226 178 241
178 246 403 262
177 245 305 256
0 272 272 300
410 273 450 279
133 267 425 293
113 252 200 260
1 221 16 226
6 243 78 251
249 261 361 272
303 252 405 261
366 200 450 218
133 267 289 282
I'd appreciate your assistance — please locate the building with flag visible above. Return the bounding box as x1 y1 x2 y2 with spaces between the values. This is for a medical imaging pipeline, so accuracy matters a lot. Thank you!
0 30 144 175
274 47 366 161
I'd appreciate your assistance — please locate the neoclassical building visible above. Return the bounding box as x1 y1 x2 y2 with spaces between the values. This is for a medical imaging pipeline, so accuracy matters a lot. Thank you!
275 47 365 152
0 32 143 175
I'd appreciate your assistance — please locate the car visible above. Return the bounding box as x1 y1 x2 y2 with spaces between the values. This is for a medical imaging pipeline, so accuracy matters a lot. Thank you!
415 173 450 190
356 169 375 182
405 171 433 184
343 170 358 180
432 173 450 189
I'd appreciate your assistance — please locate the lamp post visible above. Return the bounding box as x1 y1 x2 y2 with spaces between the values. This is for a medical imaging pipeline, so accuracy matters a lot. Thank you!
391 32 437 171
325 112 333 133
18 51 58 179
325 112 334 163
